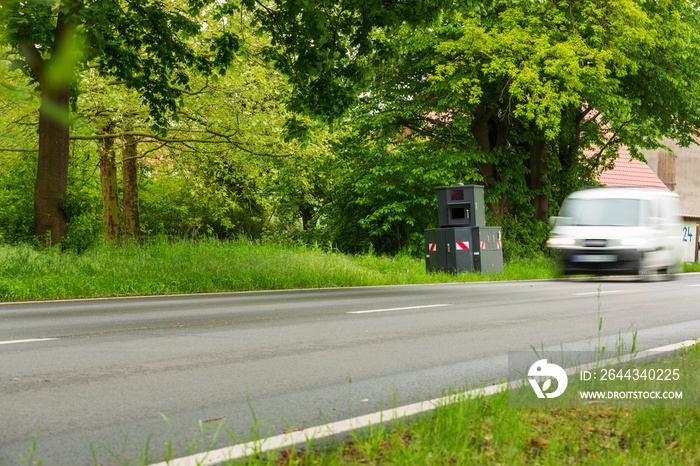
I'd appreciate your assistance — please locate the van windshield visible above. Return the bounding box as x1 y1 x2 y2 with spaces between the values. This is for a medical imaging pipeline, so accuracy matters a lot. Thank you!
560 198 647 227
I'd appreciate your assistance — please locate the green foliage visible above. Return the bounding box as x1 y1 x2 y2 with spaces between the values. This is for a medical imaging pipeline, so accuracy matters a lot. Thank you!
324 127 482 255
1 0 242 131
1 8 342 248
139 168 266 240
61 162 103 251
431 0 700 177
0 63 39 244
499 214 550 261
3 0 700 258
0 151 35 244
332 0 700 255
0 149 102 251
683 262 700 273
248 0 447 125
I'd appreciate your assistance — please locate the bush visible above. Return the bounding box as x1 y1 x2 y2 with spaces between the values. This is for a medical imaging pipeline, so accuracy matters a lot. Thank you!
0 152 35 244
139 172 265 240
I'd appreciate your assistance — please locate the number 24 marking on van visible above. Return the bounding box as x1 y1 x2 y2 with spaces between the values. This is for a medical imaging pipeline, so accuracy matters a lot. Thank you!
683 227 694 242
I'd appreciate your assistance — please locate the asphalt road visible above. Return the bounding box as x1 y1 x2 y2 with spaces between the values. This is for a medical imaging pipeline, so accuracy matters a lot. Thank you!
1 274 700 465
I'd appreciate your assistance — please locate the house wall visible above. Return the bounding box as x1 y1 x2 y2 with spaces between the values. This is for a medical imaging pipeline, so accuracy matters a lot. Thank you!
680 218 700 263
639 140 700 218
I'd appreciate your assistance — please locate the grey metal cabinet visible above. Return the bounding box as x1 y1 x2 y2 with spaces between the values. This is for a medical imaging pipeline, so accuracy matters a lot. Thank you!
425 184 503 274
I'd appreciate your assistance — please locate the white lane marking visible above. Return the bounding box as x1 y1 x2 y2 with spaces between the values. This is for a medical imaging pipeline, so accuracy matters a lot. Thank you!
0 338 59 346
347 304 450 314
688 284 700 288
573 290 626 296
152 338 700 466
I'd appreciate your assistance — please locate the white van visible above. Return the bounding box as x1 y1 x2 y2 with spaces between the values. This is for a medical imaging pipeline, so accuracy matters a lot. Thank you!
547 187 682 277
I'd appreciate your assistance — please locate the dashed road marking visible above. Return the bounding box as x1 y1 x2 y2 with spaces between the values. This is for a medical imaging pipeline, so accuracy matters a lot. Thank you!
347 304 450 314
0 338 59 346
573 290 627 296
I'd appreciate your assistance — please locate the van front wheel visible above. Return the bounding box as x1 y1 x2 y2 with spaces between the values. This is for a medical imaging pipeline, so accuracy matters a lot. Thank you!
637 262 652 281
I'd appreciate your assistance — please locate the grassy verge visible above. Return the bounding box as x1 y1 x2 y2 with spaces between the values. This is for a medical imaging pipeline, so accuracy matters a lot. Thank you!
237 345 700 465
275 397 700 465
0 238 558 302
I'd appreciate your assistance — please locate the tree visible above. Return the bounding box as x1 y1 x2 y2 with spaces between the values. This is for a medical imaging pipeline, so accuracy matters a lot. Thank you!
0 72 38 244
67 15 338 243
1 0 450 246
319 0 700 256
0 0 239 245
346 0 700 246
326 127 481 255
0 62 104 249
246 0 448 133
435 0 700 220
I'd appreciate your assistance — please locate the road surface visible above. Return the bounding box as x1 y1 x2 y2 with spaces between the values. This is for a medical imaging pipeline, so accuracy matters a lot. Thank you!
1 274 699 464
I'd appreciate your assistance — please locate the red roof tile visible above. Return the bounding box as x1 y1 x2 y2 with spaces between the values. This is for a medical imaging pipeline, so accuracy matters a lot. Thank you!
594 147 670 191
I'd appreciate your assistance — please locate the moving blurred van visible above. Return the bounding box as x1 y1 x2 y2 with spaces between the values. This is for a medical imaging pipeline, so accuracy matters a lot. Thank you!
547 187 682 277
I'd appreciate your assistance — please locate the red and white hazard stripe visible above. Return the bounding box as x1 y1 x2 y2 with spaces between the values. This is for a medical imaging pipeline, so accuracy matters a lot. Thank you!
480 241 485 249
456 241 469 250
429 243 436 252
497 241 502 249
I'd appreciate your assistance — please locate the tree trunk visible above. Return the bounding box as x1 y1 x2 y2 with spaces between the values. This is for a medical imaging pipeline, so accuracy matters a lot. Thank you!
122 133 140 240
470 103 509 221
471 103 495 186
33 87 71 245
300 204 313 231
99 127 120 243
20 3 79 246
528 135 549 223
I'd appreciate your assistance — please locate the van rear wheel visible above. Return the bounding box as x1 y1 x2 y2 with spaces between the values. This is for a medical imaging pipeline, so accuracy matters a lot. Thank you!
665 264 680 280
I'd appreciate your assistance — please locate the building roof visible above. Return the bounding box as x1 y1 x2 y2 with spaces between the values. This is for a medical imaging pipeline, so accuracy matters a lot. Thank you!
596 147 670 191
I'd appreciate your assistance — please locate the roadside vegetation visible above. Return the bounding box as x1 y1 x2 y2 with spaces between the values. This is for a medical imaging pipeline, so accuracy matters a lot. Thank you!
0 238 559 302
684 262 700 273
4 1 700 260
268 345 700 466
257 392 700 466
1 237 696 302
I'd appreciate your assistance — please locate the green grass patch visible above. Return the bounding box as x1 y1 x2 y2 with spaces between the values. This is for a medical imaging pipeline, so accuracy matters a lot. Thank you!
0 238 558 302
684 262 700 273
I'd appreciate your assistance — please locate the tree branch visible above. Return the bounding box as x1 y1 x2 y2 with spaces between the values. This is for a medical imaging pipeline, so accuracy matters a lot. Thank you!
18 41 44 84
69 130 293 158
69 130 236 144
0 148 38 152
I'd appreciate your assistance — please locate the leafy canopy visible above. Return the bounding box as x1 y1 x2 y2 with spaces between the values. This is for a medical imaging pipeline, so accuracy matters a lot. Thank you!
0 0 241 130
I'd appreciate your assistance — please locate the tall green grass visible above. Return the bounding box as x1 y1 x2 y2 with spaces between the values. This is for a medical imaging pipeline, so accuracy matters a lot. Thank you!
275 391 700 465
0 238 559 302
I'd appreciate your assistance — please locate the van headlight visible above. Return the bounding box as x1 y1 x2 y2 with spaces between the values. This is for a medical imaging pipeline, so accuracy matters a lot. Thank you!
547 237 576 247
620 238 646 247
